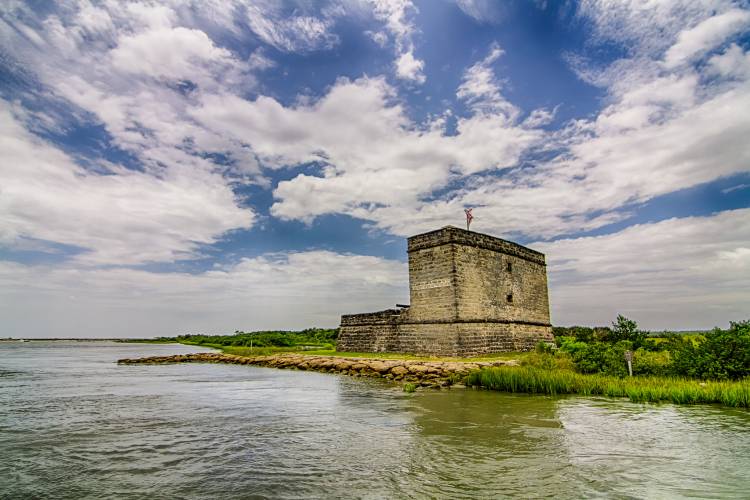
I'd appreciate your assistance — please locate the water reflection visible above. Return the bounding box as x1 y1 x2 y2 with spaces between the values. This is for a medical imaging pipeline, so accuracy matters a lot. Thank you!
1 342 749 499
394 391 572 498
558 398 750 498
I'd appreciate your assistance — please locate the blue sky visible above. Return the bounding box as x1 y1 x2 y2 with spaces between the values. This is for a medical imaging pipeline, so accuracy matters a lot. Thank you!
1 0 749 337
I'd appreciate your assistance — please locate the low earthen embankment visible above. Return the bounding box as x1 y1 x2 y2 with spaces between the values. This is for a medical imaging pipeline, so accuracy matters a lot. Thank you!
117 352 518 388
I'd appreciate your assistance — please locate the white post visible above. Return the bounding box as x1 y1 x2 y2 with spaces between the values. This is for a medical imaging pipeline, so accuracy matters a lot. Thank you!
624 350 633 377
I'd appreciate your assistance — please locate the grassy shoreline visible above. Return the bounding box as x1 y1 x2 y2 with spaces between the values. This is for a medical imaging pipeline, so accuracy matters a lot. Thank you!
467 366 750 408
179 340 750 408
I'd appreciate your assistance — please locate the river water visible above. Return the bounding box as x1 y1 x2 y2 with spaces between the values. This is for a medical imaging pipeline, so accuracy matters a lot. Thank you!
1 342 749 499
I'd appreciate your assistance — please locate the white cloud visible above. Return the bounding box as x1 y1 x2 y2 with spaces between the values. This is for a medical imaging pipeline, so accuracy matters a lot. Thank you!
721 182 749 194
663 8 750 68
4 208 747 336
366 29 389 47
369 0 416 51
124 2 176 30
708 42 750 78
368 0 427 84
455 0 507 24
110 26 236 82
247 47 276 71
1 0 749 338
523 108 556 128
245 4 340 53
75 2 116 34
442 71 750 239
452 2 750 239
188 76 540 224
568 2 747 96
0 2 267 183
456 43 517 120
0 251 408 338
575 0 740 57
0 101 254 265
188 19 750 243
535 208 750 330
395 50 425 83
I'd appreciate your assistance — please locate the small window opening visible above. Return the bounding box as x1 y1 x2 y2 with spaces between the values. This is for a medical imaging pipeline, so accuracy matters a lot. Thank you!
506 293 513 303
507 262 512 272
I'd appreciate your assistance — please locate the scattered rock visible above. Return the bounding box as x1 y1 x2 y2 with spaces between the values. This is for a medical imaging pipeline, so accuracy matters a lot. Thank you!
368 361 390 373
334 360 352 371
407 364 429 375
390 365 409 377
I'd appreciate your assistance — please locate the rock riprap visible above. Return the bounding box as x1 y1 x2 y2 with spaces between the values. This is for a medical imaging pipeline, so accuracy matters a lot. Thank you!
117 352 518 388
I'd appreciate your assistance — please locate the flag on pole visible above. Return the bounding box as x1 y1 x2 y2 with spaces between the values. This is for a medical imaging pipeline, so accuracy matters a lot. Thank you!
464 208 473 230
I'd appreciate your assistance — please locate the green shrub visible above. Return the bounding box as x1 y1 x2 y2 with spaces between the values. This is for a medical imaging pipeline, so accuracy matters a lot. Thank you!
632 349 673 377
558 338 588 355
568 341 631 377
554 335 574 348
672 321 750 380
642 337 668 352
403 383 417 393
521 351 576 371
552 326 610 343
535 341 554 354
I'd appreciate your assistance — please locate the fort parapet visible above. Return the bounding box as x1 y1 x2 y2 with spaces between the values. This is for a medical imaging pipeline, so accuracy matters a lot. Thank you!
337 226 554 356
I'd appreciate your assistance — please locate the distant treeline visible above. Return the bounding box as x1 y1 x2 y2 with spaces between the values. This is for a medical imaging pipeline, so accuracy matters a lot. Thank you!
546 316 750 381
551 325 708 340
552 326 612 341
177 328 339 348
132 325 704 348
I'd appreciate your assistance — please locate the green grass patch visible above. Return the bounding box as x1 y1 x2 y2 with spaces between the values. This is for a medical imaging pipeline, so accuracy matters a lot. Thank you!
181 341 224 349
466 366 750 408
302 350 528 363
206 344 529 362
219 345 327 357
115 338 177 344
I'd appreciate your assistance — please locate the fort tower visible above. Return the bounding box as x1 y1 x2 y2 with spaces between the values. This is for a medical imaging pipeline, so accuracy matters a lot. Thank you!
337 226 554 356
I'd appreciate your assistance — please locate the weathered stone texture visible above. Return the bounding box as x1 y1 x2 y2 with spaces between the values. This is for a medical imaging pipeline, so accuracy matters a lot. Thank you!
338 310 402 352
453 244 550 325
406 244 456 322
337 226 553 356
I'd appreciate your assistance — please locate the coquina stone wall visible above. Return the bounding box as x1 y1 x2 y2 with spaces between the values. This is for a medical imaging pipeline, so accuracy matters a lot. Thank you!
338 310 402 352
337 226 554 356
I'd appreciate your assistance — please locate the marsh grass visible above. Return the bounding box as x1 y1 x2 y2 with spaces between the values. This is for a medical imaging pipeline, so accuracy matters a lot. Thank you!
466 366 750 408
403 383 417 393
212 344 530 363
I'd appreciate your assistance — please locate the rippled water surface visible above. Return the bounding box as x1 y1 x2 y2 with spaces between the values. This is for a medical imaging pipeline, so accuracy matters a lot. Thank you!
2 342 750 499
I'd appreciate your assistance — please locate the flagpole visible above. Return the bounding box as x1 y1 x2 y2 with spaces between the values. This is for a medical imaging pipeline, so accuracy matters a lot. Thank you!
464 208 473 231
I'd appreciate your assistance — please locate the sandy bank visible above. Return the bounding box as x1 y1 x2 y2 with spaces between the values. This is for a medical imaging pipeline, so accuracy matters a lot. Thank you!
117 352 519 388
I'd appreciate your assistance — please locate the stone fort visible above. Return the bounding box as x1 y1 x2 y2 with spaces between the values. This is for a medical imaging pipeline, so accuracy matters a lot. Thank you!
337 226 554 356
